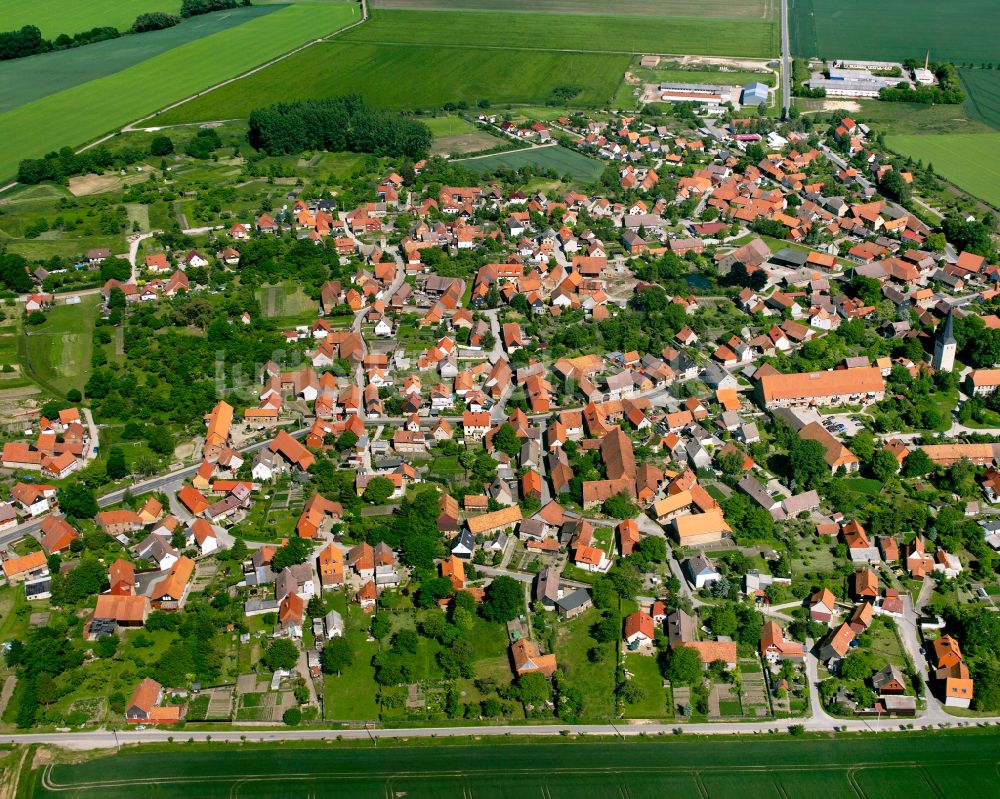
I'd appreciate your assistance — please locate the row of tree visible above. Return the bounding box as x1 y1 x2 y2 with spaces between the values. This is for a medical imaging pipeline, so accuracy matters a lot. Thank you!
247 95 432 159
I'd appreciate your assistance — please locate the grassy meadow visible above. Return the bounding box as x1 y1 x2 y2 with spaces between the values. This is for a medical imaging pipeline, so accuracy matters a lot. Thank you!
458 146 606 183
0 2 360 180
19 296 101 395
791 0 998 63
156 41 630 120
0 6 283 116
887 133 1000 207
31 733 1000 798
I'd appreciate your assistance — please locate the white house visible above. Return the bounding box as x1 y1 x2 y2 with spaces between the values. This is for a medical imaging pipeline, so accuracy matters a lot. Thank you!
683 554 721 589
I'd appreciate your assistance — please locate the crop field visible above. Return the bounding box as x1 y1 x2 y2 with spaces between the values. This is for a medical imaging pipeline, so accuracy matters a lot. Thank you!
458 146 606 183
960 68 1000 131
31 733 1000 798
0 6 282 116
343 9 777 57
4 0 180 38
791 0 998 64
0 2 360 181
887 133 1000 207
156 42 630 120
370 0 776 19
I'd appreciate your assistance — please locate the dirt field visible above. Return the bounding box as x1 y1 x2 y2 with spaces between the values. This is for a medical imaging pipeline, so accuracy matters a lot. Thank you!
67 171 148 197
431 132 500 156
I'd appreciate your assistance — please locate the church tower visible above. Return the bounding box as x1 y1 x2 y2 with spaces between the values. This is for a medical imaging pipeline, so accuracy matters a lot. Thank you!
932 309 956 373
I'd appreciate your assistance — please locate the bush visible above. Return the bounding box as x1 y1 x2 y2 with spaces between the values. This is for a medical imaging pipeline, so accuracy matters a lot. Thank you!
133 12 181 32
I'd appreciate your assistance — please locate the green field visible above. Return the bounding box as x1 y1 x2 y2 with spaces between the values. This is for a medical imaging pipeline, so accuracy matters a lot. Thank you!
887 133 1000 207
791 0 998 63
156 41 630 120
344 9 777 57
4 0 181 38
30 733 1000 798
0 2 360 180
19 296 101 395
370 0 776 18
0 6 283 116
458 146 605 183
960 68 1000 131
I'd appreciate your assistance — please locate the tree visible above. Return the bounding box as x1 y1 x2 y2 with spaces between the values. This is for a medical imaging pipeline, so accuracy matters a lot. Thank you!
150 135 174 156
282 707 302 726
838 649 874 681
320 637 354 675
306 596 326 618
493 423 520 459
878 169 909 203
851 430 875 463
608 561 642 601
370 615 391 639
663 644 702 686
517 671 550 705
57 483 97 520
362 476 395 504
788 438 829 490
871 449 899 482
106 447 128 480
591 576 617 610
716 450 744 476
901 448 933 478
271 537 312 571
262 639 299 672
619 680 646 704
591 612 620 644
480 576 523 623
602 492 638 519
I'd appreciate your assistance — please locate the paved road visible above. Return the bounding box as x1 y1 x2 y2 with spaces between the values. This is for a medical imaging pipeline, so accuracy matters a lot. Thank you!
9 709 998 751
0 427 309 550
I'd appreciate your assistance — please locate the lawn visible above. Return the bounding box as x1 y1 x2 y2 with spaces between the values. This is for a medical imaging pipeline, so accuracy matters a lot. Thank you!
370 0 775 19
838 477 882 496
31 734 1000 798
553 607 616 719
960 68 1000 131
257 281 320 321
157 42 630 121
887 133 1000 207
622 653 670 718
0 6 283 116
0 2 360 180
19 296 100 395
430 455 463 474
790 0 996 64
323 593 381 721
458 146 606 183
422 115 481 137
